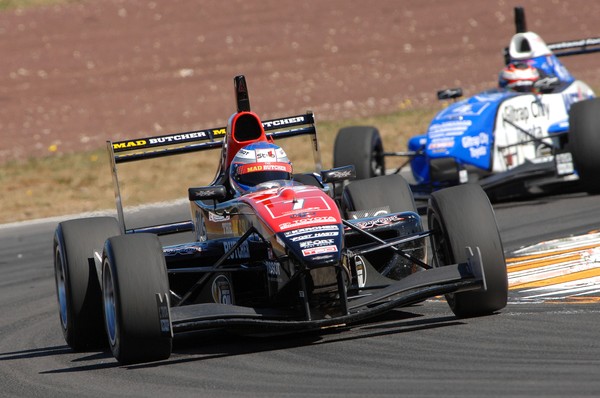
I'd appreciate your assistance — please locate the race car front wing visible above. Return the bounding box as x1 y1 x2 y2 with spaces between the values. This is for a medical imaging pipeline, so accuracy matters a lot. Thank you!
168 247 486 333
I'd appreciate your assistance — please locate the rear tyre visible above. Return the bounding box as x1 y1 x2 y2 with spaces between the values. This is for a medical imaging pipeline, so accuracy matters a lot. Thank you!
427 184 507 317
102 234 172 364
53 217 121 350
334 126 385 180
569 98 600 194
342 174 417 217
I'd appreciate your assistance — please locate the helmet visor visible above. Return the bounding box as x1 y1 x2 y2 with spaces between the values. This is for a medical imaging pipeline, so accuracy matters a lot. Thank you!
234 162 292 187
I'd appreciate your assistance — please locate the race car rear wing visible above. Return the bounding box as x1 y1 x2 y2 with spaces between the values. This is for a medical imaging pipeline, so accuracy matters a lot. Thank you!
109 112 318 163
546 38 600 58
504 6 600 63
107 111 321 233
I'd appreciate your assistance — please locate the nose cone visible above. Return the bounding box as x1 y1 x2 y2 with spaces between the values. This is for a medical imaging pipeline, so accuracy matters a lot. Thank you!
277 224 344 268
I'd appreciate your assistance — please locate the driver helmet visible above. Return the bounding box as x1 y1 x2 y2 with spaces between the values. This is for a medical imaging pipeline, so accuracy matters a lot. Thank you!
229 142 292 196
498 62 540 92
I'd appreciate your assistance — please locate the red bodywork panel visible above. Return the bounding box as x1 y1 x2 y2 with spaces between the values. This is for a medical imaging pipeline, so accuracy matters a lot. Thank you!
240 185 342 234
223 111 273 170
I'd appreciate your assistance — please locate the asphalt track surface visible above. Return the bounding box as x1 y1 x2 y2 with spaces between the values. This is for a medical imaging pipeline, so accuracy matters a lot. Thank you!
1 193 600 397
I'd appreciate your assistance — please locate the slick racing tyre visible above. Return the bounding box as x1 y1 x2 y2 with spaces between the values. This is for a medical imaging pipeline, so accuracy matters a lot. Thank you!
342 174 417 217
569 98 600 194
102 233 172 364
334 126 385 180
53 217 121 350
428 184 508 317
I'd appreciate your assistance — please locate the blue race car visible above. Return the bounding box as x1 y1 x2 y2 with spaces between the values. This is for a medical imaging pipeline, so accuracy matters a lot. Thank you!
334 7 600 201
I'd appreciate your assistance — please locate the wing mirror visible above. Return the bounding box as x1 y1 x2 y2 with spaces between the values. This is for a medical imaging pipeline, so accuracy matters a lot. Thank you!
437 88 463 101
188 185 227 201
320 165 356 184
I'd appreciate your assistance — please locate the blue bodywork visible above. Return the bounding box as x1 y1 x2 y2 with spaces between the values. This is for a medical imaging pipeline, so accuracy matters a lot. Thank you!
409 53 576 186
410 90 514 184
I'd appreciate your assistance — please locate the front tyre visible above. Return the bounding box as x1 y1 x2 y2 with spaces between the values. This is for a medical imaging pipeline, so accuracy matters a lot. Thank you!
342 175 423 280
427 184 507 317
53 217 121 350
102 234 172 364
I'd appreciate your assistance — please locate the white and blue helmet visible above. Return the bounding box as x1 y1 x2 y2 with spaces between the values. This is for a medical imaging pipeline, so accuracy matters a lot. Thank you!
229 142 292 195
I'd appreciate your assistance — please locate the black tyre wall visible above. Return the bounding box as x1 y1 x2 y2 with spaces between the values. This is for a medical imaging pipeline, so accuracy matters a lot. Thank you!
334 126 385 180
342 174 417 217
102 233 172 364
53 217 121 350
569 98 600 194
428 184 508 317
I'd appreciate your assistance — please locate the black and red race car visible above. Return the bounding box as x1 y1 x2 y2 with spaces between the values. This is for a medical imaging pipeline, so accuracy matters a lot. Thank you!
53 75 508 364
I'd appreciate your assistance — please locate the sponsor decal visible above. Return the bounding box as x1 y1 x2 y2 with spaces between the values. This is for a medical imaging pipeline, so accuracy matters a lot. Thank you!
212 275 233 304
502 105 529 126
262 116 305 128
549 37 600 50
222 222 233 234
279 216 338 231
348 206 390 219
163 245 203 256
327 169 354 179
354 214 403 229
299 239 335 249
156 294 172 335
208 211 231 222
429 120 473 138
502 100 549 128
530 100 550 119
562 92 581 111
256 148 277 161
461 132 489 159
237 163 292 174
310 255 336 261
236 148 252 158
283 225 339 237
427 137 455 152
264 196 332 220
443 101 490 118
148 131 207 144
555 152 574 176
354 255 367 288
113 139 147 149
290 211 317 219
302 245 338 257
212 128 226 136
223 240 250 259
193 189 222 198
292 198 304 210
112 130 215 151
288 231 339 242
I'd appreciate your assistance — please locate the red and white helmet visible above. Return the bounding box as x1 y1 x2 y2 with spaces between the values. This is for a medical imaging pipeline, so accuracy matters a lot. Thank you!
229 142 292 195
499 62 540 92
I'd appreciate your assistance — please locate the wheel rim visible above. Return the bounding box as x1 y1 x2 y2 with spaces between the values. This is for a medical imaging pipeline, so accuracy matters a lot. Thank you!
54 247 68 330
102 261 118 347
430 215 449 266
371 146 385 176
429 212 456 304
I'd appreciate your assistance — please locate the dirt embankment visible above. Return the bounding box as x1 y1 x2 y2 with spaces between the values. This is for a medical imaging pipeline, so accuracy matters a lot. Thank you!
1 0 600 164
